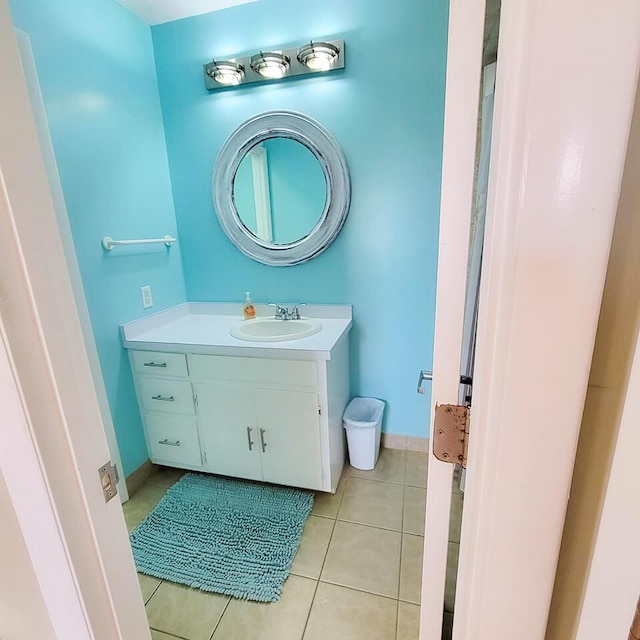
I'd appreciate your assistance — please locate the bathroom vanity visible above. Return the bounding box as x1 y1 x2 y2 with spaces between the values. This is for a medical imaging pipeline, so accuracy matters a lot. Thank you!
121 303 351 492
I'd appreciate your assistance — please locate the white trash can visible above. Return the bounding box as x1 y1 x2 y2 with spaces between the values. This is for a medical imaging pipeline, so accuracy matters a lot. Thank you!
343 398 385 470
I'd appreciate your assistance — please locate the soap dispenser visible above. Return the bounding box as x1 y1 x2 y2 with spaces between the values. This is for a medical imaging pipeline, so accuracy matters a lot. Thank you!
242 292 256 320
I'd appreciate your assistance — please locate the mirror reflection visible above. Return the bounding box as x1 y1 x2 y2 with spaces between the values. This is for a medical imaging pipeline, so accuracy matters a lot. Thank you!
233 137 327 245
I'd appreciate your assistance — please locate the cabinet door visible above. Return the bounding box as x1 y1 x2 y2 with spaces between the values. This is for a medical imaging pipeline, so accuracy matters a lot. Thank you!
255 389 323 490
195 384 262 482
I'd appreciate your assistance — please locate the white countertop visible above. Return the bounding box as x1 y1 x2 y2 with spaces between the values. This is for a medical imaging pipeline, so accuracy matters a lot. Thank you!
121 303 352 360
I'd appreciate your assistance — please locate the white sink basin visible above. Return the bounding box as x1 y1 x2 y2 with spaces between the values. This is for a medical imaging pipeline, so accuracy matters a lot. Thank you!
230 318 322 342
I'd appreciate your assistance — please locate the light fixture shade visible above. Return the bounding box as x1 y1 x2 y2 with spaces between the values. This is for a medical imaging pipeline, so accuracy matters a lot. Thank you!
207 60 245 86
204 39 344 92
297 41 340 71
250 51 290 79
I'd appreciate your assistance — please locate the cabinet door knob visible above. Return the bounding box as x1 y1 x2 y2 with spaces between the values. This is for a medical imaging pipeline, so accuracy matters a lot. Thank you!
259 428 267 453
246 427 255 451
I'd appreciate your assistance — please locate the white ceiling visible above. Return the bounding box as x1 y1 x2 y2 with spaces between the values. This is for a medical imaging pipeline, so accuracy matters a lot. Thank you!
116 0 258 25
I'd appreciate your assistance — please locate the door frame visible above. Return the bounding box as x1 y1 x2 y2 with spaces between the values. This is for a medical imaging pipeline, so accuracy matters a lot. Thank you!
419 0 487 636
574 303 640 639
572 77 640 640
14 27 128 502
0 1 149 637
422 0 640 638
0 311 91 637
1 0 640 638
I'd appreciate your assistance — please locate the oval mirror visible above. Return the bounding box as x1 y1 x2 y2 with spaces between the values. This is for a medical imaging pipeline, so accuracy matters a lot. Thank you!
213 110 350 266
234 138 327 245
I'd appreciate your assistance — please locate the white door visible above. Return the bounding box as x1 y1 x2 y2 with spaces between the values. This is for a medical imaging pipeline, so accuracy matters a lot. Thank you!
196 384 263 481
0 2 150 636
420 1 640 639
255 388 323 490
13 27 129 502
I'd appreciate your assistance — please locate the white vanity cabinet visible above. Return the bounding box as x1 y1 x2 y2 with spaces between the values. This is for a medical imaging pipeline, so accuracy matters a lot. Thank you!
126 326 350 493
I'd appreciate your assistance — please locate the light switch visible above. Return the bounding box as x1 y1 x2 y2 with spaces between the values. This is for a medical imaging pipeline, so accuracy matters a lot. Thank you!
141 285 153 309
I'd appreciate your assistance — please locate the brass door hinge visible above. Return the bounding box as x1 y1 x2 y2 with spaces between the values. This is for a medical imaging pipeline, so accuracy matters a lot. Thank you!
98 461 119 503
433 404 469 468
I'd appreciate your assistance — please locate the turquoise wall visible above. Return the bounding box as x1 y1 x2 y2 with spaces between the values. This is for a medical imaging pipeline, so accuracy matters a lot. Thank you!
10 0 187 475
8 0 448 477
152 0 448 437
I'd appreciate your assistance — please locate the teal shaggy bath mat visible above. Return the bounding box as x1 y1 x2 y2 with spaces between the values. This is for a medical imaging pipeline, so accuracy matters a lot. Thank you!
129 473 313 602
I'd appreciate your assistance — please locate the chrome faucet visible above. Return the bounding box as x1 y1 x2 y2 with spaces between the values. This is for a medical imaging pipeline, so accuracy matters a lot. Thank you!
268 303 306 320
268 303 288 320
291 303 306 320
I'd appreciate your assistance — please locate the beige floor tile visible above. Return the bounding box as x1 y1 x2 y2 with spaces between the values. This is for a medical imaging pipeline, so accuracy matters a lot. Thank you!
312 474 345 519
151 631 182 640
291 515 335 579
123 484 167 532
345 448 406 484
146 581 229 640
445 542 460 613
338 477 404 530
303 582 397 640
405 451 428 488
146 466 186 490
397 602 420 640
400 534 423 604
403 486 426 535
138 573 162 604
321 521 401 598
212 575 316 640
449 491 463 543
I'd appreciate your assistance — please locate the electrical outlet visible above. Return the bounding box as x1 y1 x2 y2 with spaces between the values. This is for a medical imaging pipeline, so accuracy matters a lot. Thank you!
141 286 153 309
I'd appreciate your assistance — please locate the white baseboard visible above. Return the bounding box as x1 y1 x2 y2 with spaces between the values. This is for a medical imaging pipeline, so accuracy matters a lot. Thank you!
125 459 155 499
382 434 429 452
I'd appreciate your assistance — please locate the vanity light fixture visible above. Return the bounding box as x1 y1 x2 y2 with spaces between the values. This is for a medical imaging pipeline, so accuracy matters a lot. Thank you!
250 51 290 79
204 38 345 92
206 60 245 86
297 41 340 71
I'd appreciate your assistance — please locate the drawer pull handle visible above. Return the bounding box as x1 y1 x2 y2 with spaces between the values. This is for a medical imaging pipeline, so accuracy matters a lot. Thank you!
152 394 175 402
144 362 167 368
246 427 254 451
259 428 267 453
158 438 181 447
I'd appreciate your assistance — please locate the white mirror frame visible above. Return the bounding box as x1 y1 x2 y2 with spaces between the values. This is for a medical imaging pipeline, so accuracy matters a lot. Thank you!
213 110 351 266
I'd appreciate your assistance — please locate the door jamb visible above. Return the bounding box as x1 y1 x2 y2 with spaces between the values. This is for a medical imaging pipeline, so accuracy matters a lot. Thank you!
419 0 486 638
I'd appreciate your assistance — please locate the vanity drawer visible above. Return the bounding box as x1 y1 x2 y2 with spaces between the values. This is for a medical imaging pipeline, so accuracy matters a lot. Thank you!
145 414 201 467
137 377 195 415
188 354 319 388
131 351 188 378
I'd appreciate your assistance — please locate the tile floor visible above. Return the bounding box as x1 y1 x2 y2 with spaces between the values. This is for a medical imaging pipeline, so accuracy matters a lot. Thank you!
123 448 463 640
